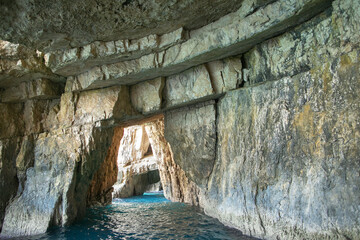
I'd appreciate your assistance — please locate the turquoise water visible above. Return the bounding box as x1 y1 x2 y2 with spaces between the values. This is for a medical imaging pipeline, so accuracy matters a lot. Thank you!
16 192 255 240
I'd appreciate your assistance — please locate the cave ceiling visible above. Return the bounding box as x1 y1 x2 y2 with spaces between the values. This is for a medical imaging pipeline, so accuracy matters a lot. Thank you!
0 0 244 52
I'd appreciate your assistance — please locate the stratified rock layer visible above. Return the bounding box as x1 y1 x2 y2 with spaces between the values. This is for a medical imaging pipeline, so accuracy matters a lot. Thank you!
0 0 246 51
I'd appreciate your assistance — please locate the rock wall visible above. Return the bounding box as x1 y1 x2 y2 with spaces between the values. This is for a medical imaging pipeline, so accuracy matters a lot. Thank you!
163 0 360 238
87 127 123 206
0 63 136 236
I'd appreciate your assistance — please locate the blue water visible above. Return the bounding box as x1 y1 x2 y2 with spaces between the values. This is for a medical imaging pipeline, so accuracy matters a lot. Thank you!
15 192 255 240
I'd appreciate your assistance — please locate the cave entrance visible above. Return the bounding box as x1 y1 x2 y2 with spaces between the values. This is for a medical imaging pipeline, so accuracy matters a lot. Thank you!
86 115 170 207
112 124 162 198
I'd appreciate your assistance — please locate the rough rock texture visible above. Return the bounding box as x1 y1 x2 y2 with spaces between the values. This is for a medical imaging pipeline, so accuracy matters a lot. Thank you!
165 102 216 188
206 58 243 94
145 118 200 205
0 0 359 238
0 125 115 238
130 77 164 114
87 127 123 206
0 40 64 88
112 125 159 198
0 138 20 233
201 53 360 239
58 85 138 127
65 0 331 92
164 66 214 108
0 0 246 51
1 78 63 103
44 28 187 76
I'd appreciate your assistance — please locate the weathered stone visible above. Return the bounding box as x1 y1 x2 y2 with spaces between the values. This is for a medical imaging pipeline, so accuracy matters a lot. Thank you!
23 99 60 135
0 125 114 238
87 127 123 206
165 102 216 188
0 138 20 233
112 125 159 198
200 54 360 239
145 118 200 205
130 77 164 114
0 41 64 89
15 135 35 196
164 65 214 108
45 28 187 76
244 0 360 86
206 57 242 93
0 0 246 51
58 86 138 127
0 103 24 139
0 40 35 60
15 135 34 172
0 78 62 104
67 0 332 91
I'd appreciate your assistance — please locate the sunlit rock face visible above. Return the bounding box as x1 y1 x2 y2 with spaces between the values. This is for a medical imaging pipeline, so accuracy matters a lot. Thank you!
112 125 161 198
0 0 360 239
145 119 200 206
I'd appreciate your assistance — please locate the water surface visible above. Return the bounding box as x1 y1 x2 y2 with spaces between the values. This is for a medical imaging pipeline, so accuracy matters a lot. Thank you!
18 192 255 239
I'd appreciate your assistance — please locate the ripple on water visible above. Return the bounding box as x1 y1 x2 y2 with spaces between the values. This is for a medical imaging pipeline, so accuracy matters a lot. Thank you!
13 192 256 240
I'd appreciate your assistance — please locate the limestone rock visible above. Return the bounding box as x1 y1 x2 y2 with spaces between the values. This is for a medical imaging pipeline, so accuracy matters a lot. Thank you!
201 53 360 239
58 86 138 127
244 0 360 86
0 138 20 233
164 65 214 108
112 125 158 198
87 127 123 206
1 79 63 103
66 0 332 91
206 57 242 93
130 77 164 114
0 103 24 139
145 119 200 205
0 0 245 51
0 125 114 238
0 41 64 89
45 28 187 76
23 99 61 135
165 102 216 188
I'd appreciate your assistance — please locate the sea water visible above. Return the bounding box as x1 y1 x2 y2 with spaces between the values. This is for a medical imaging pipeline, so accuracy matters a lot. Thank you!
15 192 256 240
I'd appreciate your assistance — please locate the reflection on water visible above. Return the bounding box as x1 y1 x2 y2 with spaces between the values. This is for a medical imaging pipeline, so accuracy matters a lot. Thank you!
14 192 256 240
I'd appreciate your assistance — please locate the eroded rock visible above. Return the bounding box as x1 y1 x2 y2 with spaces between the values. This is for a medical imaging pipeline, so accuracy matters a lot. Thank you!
145 118 200 205
130 77 164 114
66 0 332 91
112 125 159 198
1 78 63 103
45 28 187 76
201 53 360 239
164 102 216 188
87 127 123 206
0 125 114 238
164 65 214 108
0 41 64 88
0 0 245 51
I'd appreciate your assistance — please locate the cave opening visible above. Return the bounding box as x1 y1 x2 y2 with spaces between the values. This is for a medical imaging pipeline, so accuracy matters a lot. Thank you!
86 116 169 207
112 123 163 199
